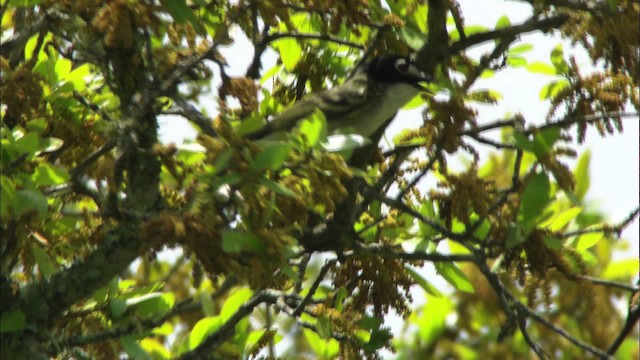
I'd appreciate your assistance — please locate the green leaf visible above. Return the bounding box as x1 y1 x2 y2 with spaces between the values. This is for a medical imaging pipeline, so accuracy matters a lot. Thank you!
11 0 44 7
244 329 267 353
39 137 64 152
543 235 563 250
140 338 171 360
134 293 175 319
417 201 437 240
399 26 427 51
219 287 253 322
550 44 569 73
434 262 474 293
472 217 491 241
573 150 591 201
31 244 56 277
539 79 570 100
63 64 91 91
189 316 221 350
200 291 216 317
15 131 39 157
110 298 128 318
303 328 339 359
160 0 198 25
416 295 453 345
14 189 48 218
402 93 426 110
518 172 551 234
0 310 25 333
54 58 72 82
405 265 443 297
532 127 561 157
262 178 297 198
121 336 152 360
512 132 534 152
152 322 174 336
505 222 526 248
526 62 557 75
495 15 511 29
545 207 582 231
251 143 292 172
237 115 267 137
212 148 234 173
32 163 70 186
298 109 327 147
221 230 266 254
275 38 303 71
508 43 533 55
507 56 527 68
334 287 348 312
602 258 639 279
260 64 283 84
575 231 604 251
316 315 333 339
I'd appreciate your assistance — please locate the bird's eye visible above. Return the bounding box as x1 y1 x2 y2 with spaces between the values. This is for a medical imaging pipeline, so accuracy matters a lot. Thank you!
395 58 409 73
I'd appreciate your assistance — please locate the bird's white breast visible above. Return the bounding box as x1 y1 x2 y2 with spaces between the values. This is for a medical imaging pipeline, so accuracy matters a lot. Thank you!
328 83 419 138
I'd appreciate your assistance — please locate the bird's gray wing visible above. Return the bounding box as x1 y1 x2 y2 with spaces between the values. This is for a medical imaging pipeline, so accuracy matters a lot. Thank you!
250 77 369 139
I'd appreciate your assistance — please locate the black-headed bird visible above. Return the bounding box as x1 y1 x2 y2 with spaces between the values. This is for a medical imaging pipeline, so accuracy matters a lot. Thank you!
248 55 431 140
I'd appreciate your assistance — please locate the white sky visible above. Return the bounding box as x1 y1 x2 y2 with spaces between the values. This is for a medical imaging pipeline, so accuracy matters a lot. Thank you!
157 1 638 355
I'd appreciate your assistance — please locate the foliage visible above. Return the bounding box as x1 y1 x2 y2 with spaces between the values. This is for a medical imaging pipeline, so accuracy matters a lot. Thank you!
1 0 638 359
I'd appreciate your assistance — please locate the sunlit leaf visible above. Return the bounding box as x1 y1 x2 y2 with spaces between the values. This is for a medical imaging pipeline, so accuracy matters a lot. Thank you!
140 338 170 360
434 262 474 293
539 79 570 100
219 287 253 322
298 109 327 147
526 62 557 75
32 163 69 186
508 43 533 55
189 316 221 350
405 265 443 297
495 15 510 29
575 230 604 251
573 150 591 201
251 143 292 172
275 38 303 71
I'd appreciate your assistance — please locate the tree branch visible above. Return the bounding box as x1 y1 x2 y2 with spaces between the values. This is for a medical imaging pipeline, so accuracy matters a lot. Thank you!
178 290 280 360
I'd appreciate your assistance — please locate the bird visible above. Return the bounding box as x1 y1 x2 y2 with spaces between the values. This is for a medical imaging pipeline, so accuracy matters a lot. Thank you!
247 55 431 141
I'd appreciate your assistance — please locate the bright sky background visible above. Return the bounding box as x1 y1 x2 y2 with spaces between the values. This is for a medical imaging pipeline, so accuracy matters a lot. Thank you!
157 0 638 355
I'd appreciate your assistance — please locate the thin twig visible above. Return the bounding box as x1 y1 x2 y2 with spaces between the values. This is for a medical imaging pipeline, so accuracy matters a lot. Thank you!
575 275 639 292
293 259 336 316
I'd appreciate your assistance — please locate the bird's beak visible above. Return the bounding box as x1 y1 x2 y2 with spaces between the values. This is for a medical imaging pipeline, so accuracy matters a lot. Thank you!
412 73 433 92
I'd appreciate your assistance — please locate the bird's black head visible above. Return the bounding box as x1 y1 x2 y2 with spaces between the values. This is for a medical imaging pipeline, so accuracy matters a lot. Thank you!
365 55 431 84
